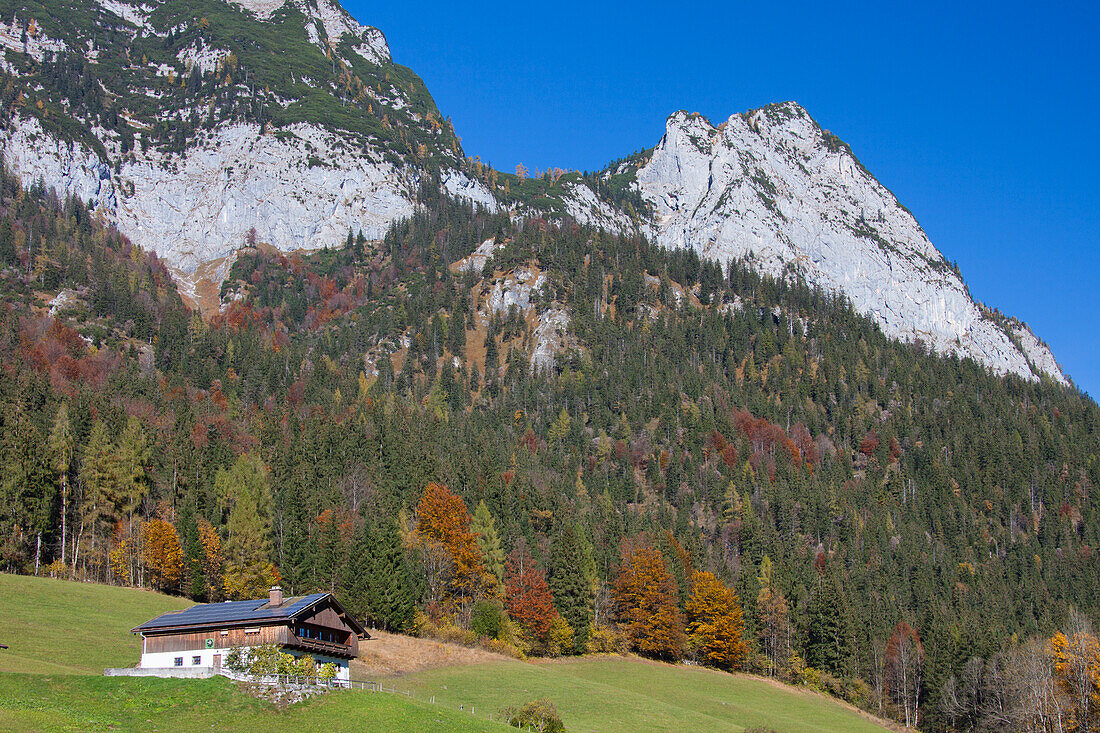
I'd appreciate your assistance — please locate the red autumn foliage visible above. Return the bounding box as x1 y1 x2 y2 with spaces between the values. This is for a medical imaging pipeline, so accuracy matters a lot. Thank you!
860 431 880 456
504 543 556 643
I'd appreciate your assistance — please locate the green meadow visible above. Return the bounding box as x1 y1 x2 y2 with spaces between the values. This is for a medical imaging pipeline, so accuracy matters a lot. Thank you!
0 574 890 732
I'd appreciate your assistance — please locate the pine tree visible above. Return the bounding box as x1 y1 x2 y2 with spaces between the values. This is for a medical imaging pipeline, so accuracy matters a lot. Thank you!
548 521 594 653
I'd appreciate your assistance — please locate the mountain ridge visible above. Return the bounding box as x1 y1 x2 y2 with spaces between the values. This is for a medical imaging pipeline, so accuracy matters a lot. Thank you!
0 0 1070 386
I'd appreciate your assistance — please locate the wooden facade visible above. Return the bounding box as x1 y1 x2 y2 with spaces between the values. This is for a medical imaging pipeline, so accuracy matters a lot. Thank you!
133 589 367 664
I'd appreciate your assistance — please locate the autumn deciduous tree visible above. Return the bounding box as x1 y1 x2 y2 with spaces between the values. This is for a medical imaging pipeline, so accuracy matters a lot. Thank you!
613 540 685 661
885 620 924 729
141 518 183 591
504 542 557 650
686 571 746 671
197 517 224 601
1051 611 1100 733
415 482 488 602
756 555 791 677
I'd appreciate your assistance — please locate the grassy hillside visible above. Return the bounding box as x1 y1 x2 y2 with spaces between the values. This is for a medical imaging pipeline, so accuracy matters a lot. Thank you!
0 574 502 732
0 574 890 732
0 574 190 675
401 657 890 733
0 674 504 733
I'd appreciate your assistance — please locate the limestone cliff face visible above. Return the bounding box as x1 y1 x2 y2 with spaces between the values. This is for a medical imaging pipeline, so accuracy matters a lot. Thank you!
629 103 1066 384
0 0 1067 383
0 0 494 278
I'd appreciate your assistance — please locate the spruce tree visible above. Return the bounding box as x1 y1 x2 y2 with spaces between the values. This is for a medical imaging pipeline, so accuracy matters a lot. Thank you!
806 569 854 676
352 519 418 632
548 522 595 653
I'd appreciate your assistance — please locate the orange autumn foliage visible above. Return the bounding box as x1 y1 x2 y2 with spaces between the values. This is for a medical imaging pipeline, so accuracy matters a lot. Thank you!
612 542 685 660
1050 628 1100 730
415 482 488 600
686 571 747 670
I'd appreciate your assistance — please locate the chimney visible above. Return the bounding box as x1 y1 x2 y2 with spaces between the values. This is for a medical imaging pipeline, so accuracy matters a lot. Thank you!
269 586 283 607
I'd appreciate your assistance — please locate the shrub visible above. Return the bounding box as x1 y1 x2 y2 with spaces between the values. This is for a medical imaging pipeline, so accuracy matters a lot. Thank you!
43 559 71 579
318 663 338 682
247 643 283 675
225 646 246 672
470 598 505 639
545 616 574 658
585 625 626 655
294 654 317 680
502 699 565 732
486 638 527 660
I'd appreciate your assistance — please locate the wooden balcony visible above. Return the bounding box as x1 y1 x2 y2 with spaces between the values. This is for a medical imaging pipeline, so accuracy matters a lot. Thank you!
287 632 353 658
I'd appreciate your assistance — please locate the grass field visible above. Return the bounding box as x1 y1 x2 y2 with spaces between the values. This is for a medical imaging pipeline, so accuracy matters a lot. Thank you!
400 656 890 733
0 573 892 732
0 573 191 675
0 674 505 732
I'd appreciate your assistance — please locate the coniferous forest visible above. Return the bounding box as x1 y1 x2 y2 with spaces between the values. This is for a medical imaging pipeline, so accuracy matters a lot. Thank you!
1 162 1098 731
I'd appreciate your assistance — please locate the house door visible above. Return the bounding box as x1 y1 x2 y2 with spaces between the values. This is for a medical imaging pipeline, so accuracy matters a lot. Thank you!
213 654 221 671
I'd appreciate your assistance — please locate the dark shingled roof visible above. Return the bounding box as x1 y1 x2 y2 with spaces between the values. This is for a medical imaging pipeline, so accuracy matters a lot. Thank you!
133 593 331 632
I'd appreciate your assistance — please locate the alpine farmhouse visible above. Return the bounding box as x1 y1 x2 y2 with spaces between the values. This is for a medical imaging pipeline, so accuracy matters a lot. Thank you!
131 587 368 682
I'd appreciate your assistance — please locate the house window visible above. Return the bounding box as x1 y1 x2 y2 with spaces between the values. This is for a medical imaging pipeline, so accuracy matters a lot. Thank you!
192 656 202 666
174 657 183 667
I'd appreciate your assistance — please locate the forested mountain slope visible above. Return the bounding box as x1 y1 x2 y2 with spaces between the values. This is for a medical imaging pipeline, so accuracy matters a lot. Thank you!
0 163 1097 731
0 0 1067 383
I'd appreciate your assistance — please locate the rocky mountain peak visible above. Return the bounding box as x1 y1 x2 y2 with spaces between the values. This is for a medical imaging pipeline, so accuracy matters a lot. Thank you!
0 0 1070 386
635 103 1067 385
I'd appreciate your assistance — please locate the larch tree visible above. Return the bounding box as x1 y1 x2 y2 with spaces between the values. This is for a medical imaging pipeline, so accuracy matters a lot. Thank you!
471 500 505 594
686 570 747 671
77 420 119 567
612 540 685 661
115 417 150 532
217 452 279 599
885 620 924 729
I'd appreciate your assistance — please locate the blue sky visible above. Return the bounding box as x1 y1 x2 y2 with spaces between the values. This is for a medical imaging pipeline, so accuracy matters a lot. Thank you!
349 0 1099 396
